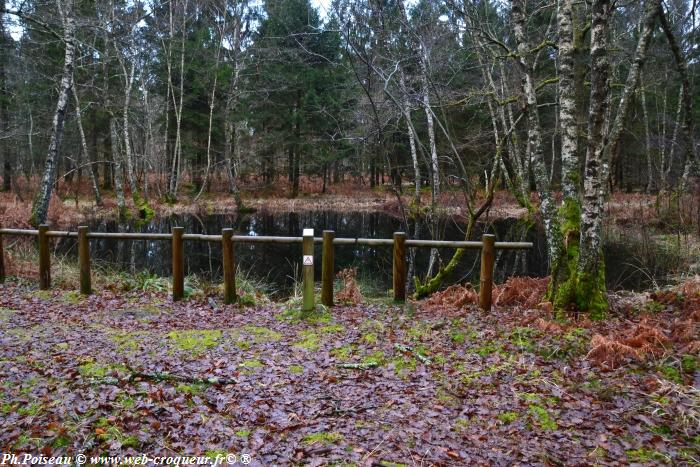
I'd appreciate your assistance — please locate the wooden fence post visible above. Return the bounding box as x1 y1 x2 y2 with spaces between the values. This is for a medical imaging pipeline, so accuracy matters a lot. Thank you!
78 226 91 295
172 227 184 301
393 232 407 302
38 224 50 290
0 226 5 283
302 228 314 312
479 234 496 311
321 230 335 307
222 228 236 304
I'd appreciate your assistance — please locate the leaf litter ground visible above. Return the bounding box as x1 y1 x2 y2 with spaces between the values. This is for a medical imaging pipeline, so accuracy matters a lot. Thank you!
0 279 697 465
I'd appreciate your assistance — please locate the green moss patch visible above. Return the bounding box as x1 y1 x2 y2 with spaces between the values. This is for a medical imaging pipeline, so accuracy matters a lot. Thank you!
78 361 127 379
60 291 84 304
497 411 519 423
626 448 667 463
243 325 282 343
302 431 344 445
331 345 355 361
176 383 206 395
0 308 15 323
240 359 264 370
293 331 320 351
167 329 222 354
235 428 251 438
528 405 557 431
362 350 386 367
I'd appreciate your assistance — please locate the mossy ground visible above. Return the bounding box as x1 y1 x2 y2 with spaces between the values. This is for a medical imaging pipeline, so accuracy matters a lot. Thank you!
0 279 695 464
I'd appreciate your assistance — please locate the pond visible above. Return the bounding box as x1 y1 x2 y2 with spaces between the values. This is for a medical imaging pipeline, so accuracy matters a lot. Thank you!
56 210 674 297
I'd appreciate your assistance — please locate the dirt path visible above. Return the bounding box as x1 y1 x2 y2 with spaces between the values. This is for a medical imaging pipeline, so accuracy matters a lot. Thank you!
0 281 696 465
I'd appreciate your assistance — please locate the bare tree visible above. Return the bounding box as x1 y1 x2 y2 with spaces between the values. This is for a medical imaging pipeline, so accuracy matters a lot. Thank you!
30 0 76 225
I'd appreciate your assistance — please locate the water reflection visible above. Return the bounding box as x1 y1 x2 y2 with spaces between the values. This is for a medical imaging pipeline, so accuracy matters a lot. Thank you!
57 211 548 296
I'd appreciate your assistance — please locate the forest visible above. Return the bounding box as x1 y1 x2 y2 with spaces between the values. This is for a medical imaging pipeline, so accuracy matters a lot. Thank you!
0 0 698 463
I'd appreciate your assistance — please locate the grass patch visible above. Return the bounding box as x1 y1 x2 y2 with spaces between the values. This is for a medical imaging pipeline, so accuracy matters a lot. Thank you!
17 403 42 416
473 341 502 357
510 327 538 351
681 354 697 373
660 364 683 384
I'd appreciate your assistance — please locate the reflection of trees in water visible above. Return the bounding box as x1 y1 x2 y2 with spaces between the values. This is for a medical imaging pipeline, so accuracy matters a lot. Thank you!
494 219 535 284
56 212 549 295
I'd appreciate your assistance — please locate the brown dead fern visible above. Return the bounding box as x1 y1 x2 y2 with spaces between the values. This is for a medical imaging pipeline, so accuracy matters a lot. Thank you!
424 284 478 310
586 334 643 369
335 268 363 305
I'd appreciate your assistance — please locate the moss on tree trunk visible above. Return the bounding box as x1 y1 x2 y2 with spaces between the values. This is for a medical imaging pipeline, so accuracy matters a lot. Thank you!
548 198 607 320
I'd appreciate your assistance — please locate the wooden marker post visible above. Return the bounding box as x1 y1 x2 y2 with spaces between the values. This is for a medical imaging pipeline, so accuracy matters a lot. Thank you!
479 234 496 311
302 228 314 312
321 230 335 307
393 232 407 302
38 224 50 290
172 227 184 301
222 228 236 304
78 226 91 295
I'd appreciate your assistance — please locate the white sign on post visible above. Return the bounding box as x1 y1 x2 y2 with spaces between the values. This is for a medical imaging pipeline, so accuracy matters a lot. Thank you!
303 255 313 266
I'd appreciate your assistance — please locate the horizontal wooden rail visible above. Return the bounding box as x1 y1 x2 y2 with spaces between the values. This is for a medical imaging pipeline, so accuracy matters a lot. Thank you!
0 225 532 311
0 228 534 250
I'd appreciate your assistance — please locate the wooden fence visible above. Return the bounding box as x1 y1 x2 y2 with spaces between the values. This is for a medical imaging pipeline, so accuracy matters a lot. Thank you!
0 225 532 311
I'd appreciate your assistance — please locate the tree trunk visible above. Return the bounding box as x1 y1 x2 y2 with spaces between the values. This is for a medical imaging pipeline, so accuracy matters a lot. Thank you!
72 86 102 205
511 0 563 266
641 78 654 193
419 43 439 205
121 62 139 203
109 117 126 217
0 18 11 193
659 5 698 188
399 72 421 206
605 0 660 185
167 0 187 201
576 0 612 319
663 88 683 187
558 0 579 202
195 5 226 201
30 0 76 226
548 0 582 310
